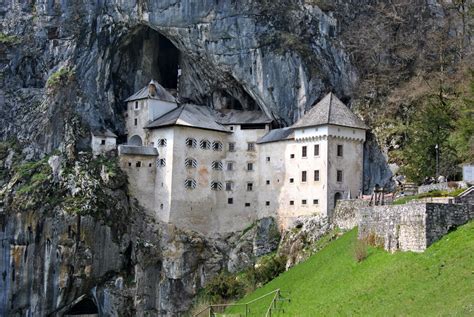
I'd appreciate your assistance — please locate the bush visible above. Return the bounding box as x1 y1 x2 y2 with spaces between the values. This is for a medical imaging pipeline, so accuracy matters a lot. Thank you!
247 254 287 287
354 239 368 263
203 272 245 303
46 66 75 89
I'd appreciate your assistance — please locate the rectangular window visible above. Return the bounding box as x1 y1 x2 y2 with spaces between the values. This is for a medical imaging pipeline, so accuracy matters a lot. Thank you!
247 142 255 151
266 157 270 162
266 180 270 185
313 199 319 205
228 198 233 204
314 144 320 156
302 146 307 158
101 139 106 145
289 200 294 205
266 201 270 206
247 162 254 171
337 144 343 157
227 162 234 171
245 202 251 207
136 161 141 167
302 199 307 205
302 171 307 182
135 101 138 109
229 142 236 152
337 170 343 182
290 154 295 159
134 118 138 126
247 182 253 191
314 170 320 181
225 181 233 191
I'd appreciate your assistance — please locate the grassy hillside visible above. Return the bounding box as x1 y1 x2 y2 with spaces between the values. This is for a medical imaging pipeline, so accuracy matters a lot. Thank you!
227 222 474 316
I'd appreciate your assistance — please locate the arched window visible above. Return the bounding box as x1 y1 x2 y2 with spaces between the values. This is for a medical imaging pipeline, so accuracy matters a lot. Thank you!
129 135 143 146
186 138 197 148
184 179 197 189
157 138 167 147
211 161 223 170
200 139 210 150
185 158 197 168
212 141 223 151
211 181 223 191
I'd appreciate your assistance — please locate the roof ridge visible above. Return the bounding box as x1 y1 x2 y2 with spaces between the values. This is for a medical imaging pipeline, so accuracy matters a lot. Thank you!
327 92 333 124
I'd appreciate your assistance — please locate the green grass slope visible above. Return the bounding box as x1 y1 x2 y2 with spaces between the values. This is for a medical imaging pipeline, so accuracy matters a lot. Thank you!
227 221 474 316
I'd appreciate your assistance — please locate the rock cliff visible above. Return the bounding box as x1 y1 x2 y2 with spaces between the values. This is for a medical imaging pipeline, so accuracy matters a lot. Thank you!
0 0 467 314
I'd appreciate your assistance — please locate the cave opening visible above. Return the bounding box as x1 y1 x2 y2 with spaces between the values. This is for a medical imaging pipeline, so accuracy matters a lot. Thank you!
112 26 180 107
64 297 98 316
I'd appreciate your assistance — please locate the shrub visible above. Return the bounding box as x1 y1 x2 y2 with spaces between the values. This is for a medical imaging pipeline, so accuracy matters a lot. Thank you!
0 32 19 45
203 272 245 303
354 239 368 263
46 66 75 89
249 254 287 287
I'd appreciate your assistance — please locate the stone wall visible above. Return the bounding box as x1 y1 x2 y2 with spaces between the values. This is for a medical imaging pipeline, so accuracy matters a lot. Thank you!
358 203 473 252
425 203 473 246
417 181 467 194
332 199 369 230
358 204 427 252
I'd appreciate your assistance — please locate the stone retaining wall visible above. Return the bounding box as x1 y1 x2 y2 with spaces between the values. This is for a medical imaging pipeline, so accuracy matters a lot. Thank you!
358 203 473 252
332 199 370 230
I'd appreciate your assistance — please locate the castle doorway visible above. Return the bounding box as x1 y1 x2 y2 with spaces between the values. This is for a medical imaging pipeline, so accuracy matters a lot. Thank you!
334 192 342 208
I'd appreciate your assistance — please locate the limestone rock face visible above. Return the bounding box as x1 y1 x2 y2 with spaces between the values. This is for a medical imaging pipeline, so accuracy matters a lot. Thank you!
0 153 280 315
0 0 355 154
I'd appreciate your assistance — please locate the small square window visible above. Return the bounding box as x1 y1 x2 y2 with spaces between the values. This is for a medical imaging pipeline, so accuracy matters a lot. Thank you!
266 201 270 206
313 199 319 205
247 142 255 151
314 144 320 156
230 126 234 131
289 200 294 206
247 162 254 171
148 163 152 167
337 170 343 182
247 183 253 191
302 199 307 205
302 171 307 182
228 198 234 204
337 144 343 157
128 162 131 167
229 142 236 152
266 157 270 162
302 146 307 158
266 180 270 185
136 161 141 167
101 139 106 145
290 154 295 159
245 202 251 207
290 178 294 183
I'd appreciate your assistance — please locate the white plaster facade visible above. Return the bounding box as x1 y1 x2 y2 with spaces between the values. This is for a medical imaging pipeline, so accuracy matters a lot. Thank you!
119 82 368 234
91 130 117 157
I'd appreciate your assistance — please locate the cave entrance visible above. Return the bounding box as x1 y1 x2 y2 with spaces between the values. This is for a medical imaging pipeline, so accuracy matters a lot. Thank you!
112 26 180 107
64 297 98 316
157 34 179 89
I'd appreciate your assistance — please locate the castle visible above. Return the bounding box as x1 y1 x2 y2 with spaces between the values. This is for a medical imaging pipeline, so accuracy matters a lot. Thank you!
115 80 368 235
